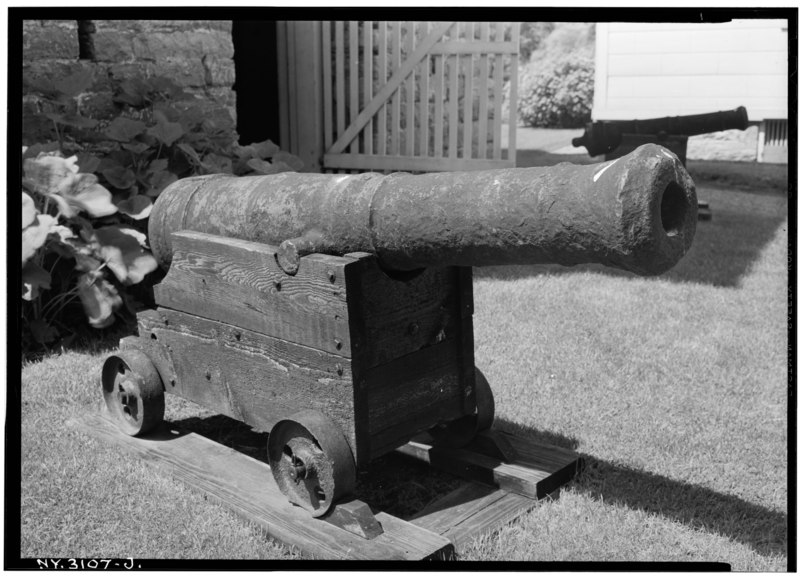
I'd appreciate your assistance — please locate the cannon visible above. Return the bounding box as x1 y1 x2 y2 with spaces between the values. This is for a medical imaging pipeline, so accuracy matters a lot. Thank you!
572 106 749 158
100 144 697 530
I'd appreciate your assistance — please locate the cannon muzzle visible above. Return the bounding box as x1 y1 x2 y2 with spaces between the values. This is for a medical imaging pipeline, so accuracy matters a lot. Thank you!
149 143 697 277
573 106 749 157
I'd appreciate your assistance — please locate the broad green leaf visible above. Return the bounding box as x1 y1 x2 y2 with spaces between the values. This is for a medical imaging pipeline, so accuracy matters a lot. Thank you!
272 151 304 171
22 214 57 264
102 165 137 189
22 259 52 301
47 193 76 219
93 225 158 284
22 142 60 159
176 143 208 170
30 318 59 344
147 158 169 174
116 195 153 220
74 251 102 273
47 112 99 129
62 174 118 217
148 118 185 147
113 77 149 108
75 152 101 174
23 154 79 195
22 192 37 229
246 158 277 174
54 69 94 97
146 170 177 197
105 117 147 142
77 274 121 328
203 153 233 174
121 141 151 155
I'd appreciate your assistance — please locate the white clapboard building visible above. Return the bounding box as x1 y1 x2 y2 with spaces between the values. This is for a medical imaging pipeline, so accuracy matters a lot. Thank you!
592 20 790 163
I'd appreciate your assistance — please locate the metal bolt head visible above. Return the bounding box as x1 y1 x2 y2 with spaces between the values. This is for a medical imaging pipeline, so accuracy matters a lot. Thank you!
408 322 420 336
334 338 343 350
327 270 336 283
335 363 344 376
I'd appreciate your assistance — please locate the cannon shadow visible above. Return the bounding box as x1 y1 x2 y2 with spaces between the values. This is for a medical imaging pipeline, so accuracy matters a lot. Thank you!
167 412 785 560
490 417 787 560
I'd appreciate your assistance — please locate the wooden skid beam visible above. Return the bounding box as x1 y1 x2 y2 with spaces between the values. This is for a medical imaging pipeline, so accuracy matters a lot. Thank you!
410 481 539 549
71 412 453 561
395 430 583 500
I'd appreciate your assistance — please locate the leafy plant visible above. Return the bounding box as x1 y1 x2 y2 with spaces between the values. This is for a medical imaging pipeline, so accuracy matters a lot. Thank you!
21 151 158 348
517 55 594 128
21 68 304 353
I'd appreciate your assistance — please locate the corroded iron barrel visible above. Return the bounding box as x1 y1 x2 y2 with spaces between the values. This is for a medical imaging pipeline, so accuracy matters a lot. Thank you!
573 106 749 156
149 143 697 276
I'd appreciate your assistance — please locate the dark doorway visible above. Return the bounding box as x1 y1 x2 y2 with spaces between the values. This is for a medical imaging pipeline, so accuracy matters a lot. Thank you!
232 21 281 146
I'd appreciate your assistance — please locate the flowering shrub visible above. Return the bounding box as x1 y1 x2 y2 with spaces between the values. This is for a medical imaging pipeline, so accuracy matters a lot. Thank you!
517 55 594 129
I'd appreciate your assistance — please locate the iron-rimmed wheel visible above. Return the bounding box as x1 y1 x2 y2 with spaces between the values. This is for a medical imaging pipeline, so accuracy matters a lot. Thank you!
267 410 356 517
429 366 495 449
101 349 165 437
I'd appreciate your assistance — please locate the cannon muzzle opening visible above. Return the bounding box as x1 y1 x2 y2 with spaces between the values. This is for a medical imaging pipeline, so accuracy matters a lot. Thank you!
149 143 697 277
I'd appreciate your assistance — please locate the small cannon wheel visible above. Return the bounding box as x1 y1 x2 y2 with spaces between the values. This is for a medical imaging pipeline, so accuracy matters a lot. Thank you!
429 367 495 449
101 349 165 437
267 410 356 517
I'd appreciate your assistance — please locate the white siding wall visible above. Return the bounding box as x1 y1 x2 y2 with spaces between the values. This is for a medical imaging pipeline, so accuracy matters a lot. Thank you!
593 20 789 122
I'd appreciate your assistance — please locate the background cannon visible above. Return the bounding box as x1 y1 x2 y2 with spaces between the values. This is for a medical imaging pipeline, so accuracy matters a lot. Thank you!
149 143 697 277
572 106 749 158
103 144 697 527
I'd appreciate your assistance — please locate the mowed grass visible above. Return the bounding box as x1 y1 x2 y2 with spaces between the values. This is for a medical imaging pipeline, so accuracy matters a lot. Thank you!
17 174 789 567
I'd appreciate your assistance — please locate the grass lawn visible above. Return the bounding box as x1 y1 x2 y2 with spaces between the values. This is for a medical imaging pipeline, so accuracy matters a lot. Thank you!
15 168 789 568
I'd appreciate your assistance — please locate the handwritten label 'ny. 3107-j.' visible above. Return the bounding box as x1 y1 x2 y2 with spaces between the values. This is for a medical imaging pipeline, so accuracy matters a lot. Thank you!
36 558 140 570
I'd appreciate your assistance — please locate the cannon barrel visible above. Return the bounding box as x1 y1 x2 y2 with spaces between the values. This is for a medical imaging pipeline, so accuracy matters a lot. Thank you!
572 106 749 157
149 143 697 277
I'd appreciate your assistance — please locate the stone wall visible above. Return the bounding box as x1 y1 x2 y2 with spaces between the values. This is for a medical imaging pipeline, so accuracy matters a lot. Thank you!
22 19 236 125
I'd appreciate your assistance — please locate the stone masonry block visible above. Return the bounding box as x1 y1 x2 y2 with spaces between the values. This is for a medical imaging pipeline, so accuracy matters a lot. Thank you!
23 20 78 61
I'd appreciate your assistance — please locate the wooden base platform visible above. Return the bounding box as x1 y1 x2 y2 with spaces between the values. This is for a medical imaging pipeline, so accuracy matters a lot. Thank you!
71 412 582 560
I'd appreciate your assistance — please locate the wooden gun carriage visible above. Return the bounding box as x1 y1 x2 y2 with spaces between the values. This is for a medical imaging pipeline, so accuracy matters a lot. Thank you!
101 143 698 528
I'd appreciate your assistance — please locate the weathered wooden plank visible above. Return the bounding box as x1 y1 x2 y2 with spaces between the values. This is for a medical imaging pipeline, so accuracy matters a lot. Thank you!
410 480 503 532
276 21 290 153
131 311 358 453
390 21 401 156
329 22 454 155
462 22 474 160
433 53 444 158
349 21 359 155
492 24 505 160
419 22 430 159
477 23 490 158
323 153 514 172
428 41 518 55
335 21 345 151
410 480 537 548
365 339 466 459
377 21 387 158
405 21 415 157
73 412 453 561
154 231 354 357
448 52 458 159
508 22 519 165
350 264 462 369
322 21 333 152
441 490 537 548
286 22 299 157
